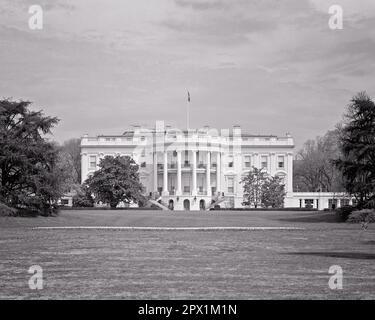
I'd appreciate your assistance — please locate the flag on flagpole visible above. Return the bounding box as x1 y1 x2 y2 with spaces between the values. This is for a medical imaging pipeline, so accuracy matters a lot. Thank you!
187 91 190 102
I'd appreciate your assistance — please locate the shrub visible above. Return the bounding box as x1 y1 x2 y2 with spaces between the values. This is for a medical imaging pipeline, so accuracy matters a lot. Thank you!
0 203 17 217
72 190 94 207
73 195 94 207
335 205 356 222
347 209 375 224
15 203 59 217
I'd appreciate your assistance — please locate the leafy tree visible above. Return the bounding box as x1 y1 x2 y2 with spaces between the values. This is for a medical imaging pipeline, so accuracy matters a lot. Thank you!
261 176 286 208
334 92 375 208
72 184 94 207
294 129 344 192
241 167 268 208
241 167 286 208
86 155 144 208
0 99 61 215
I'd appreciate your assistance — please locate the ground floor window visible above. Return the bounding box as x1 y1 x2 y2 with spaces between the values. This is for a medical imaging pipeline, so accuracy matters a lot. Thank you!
199 199 205 210
168 199 174 210
227 177 234 194
304 199 314 209
328 199 338 210
183 199 190 210
341 199 350 206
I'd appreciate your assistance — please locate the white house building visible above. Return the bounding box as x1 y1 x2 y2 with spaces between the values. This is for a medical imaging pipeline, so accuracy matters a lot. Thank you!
80 123 352 211
81 123 296 210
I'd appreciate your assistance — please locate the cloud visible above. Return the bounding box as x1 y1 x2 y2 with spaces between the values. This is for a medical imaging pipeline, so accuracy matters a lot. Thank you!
0 0 375 149
174 0 226 11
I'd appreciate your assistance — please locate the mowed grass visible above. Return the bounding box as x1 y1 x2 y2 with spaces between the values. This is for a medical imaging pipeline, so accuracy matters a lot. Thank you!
0 210 374 299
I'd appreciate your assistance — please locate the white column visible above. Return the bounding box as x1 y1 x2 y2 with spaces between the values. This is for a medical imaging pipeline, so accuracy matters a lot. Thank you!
270 152 276 176
216 152 221 194
206 151 211 196
287 152 293 195
177 150 182 195
192 150 197 196
81 153 87 184
162 151 169 196
153 152 158 193
253 152 259 169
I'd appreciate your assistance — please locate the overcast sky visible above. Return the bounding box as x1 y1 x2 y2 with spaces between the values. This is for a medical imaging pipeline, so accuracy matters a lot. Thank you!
1 0 375 149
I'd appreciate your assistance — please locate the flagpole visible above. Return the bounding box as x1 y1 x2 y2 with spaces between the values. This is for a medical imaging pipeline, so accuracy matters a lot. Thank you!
187 90 190 131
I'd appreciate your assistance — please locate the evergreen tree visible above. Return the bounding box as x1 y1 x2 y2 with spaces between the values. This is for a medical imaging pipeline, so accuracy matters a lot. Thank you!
334 92 375 208
0 99 61 215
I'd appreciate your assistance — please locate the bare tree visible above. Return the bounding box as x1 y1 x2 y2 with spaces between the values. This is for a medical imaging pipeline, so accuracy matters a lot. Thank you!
60 138 81 184
294 129 344 192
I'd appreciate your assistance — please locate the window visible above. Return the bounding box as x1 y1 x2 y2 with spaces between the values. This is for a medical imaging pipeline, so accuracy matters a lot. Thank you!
184 150 190 167
89 155 97 169
141 149 146 157
140 162 146 168
141 136 145 141
184 186 190 193
304 199 314 209
328 199 338 210
341 199 350 207
228 156 234 168
277 155 285 169
227 177 234 194
244 156 251 168
261 156 268 169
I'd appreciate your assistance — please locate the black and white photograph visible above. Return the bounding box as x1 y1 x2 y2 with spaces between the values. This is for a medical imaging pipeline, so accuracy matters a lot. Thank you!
0 0 375 308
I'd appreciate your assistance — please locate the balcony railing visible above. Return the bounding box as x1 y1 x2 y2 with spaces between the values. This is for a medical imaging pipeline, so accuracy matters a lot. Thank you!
157 162 219 170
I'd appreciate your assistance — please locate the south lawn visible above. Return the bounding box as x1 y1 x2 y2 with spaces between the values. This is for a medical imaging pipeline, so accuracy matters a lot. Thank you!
0 209 374 299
